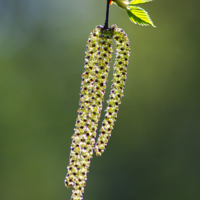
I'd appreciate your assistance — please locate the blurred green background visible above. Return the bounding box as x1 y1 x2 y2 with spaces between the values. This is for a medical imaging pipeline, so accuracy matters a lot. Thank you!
0 0 200 200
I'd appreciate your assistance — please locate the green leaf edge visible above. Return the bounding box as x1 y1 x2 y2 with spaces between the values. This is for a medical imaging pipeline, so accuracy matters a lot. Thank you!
127 6 156 27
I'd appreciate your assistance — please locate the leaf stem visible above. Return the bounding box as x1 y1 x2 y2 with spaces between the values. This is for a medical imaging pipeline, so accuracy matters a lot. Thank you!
103 0 110 30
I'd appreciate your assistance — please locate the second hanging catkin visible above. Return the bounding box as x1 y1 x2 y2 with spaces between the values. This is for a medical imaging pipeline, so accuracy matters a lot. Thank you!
95 25 130 156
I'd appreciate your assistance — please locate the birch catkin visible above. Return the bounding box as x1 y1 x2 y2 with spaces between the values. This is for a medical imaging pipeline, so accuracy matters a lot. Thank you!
65 26 113 200
65 25 130 200
95 25 130 156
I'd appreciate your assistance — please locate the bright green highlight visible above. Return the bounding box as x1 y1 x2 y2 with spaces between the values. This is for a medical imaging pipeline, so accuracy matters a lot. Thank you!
130 0 153 5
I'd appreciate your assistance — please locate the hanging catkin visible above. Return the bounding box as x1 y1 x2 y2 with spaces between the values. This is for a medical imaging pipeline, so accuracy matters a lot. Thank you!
64 25 130 200
95 26 130 156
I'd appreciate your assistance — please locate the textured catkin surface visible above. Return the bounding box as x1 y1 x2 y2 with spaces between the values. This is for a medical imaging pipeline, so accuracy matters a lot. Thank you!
64 25 130 200
95 25 131 156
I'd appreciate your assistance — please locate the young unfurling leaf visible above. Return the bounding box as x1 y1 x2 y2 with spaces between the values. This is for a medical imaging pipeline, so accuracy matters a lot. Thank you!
110 0 156 27
127 5 155 27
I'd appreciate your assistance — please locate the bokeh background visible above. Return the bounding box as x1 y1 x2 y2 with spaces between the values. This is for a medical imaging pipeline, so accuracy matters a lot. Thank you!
0 0 200 200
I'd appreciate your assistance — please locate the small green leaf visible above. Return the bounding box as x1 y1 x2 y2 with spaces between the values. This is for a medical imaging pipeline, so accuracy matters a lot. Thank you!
127 6 156 27
129 0 153 5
